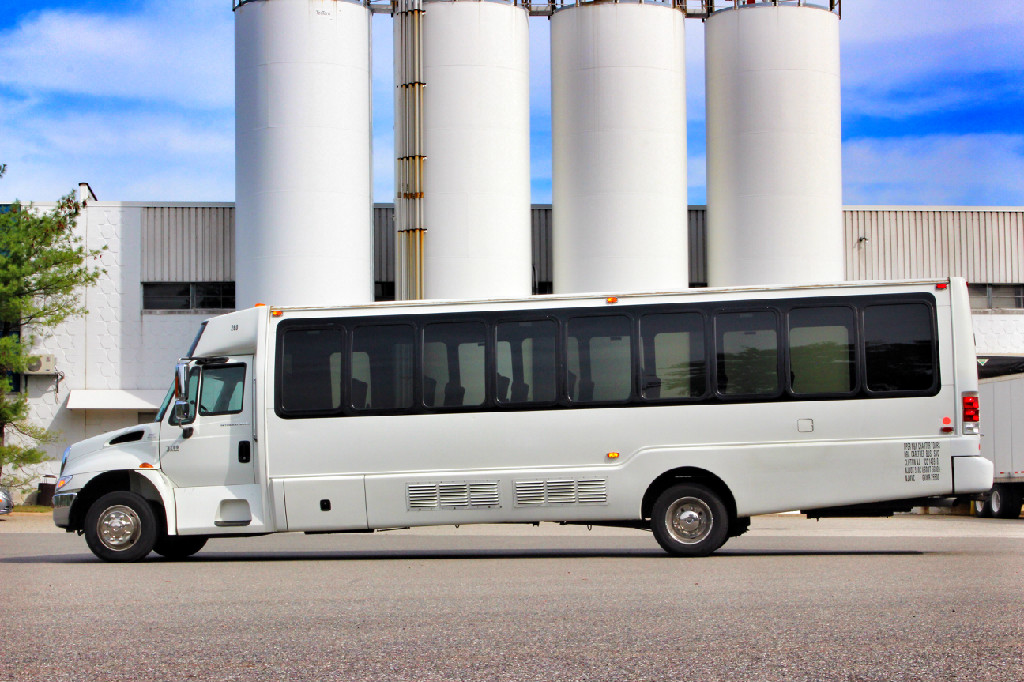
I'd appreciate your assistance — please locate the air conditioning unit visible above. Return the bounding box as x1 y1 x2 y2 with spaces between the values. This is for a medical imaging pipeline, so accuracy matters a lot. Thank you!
24 354 57 375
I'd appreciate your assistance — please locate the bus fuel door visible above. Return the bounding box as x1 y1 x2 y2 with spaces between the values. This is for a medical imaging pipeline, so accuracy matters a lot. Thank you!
797 419 814 433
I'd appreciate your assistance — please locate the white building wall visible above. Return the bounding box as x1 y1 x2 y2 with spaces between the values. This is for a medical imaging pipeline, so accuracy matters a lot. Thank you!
973 314 1024 357
24 202 208 467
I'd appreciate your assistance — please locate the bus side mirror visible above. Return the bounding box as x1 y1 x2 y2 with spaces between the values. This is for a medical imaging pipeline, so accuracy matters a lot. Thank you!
173 400 190 424
174 361 190 401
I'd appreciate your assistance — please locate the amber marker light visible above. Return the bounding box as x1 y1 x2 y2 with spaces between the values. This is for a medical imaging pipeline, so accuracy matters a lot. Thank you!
139 463 155 469
254 303 266 307
606 297 618 304
271 310 284 318
607 452 620 459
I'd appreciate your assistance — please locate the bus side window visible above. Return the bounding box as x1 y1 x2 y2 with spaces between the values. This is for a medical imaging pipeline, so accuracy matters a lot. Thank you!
495 320 557 405
352 324 414 410
279 327 343 414
788 307 856 395
567 315 632 404
864 303 936 393
716 311 780 397
198 365 246 415
423 321 486 408
639 312 706 400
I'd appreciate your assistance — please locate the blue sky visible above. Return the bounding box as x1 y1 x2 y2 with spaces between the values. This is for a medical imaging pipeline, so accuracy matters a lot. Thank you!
1 0 1022 206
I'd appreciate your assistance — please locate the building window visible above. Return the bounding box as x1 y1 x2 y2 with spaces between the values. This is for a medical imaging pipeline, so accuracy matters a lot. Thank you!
969 284 1024 310
143 282 235 311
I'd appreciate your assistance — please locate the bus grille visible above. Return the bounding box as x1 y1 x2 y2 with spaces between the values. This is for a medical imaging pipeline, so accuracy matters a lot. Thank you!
514 478 608 507
407 481 500 510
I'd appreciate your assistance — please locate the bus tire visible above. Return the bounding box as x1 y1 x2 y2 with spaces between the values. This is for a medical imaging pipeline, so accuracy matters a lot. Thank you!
84 491 158 562
991 485 1023 519
153 534 208 560
651 484 729 557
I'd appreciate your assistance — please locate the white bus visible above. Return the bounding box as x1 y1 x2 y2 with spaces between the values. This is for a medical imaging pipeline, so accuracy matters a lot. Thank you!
54 278 993 561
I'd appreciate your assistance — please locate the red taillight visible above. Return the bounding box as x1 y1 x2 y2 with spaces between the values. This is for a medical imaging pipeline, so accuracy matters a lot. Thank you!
963 395 979 421
963 392 980 434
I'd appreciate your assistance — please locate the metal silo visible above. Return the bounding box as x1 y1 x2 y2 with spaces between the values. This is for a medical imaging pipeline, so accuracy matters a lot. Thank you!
419 0 532 300
705 1 843 287
551 1 688 295
234 0 373 308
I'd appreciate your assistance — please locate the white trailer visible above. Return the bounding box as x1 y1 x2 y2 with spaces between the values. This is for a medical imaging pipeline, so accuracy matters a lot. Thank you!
977 374 1024 518
53 279 993 561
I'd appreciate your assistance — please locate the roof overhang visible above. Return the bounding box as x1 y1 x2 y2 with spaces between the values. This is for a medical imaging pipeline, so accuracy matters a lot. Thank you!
66 389 167 411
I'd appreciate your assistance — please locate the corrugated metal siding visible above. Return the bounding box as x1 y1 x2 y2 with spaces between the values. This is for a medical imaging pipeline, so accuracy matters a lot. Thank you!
140 204 1024 288
141 206 234 281
688 207 707 285
532 205 553 287
845 208 1024 282
374 204 395 283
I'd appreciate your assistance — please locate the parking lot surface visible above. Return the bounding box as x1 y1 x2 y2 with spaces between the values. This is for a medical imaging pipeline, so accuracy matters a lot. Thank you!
2 514 1023 682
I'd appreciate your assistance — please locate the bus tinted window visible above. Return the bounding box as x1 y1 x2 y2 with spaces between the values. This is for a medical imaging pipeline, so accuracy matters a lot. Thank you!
864 303 936 392
717 311 779 397
352 324 415 410
280 328 343 413
567 316 632 403
789 307 856 395
424 322 486 408
640 312 706 400
495 320 558 405
199 365 246 415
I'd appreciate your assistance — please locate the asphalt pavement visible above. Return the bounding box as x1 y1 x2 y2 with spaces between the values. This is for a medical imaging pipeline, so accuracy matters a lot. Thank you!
2 513 1023 682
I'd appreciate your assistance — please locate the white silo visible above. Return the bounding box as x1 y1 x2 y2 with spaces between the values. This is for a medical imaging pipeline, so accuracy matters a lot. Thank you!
551 2 688 295
420 0 532 300
234 0 373 308
705 2 843 287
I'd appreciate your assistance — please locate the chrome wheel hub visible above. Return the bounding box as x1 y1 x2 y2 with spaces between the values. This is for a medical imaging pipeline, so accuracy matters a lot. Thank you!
666 497 712 545
97 505 141 551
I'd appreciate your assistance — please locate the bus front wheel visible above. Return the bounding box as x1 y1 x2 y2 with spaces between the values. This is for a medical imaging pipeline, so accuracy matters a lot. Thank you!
651 484 729 557
84 491 158 562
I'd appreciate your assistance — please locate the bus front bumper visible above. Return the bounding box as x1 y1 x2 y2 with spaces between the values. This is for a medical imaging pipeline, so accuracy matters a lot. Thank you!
52 492 76 529
952 456 994 495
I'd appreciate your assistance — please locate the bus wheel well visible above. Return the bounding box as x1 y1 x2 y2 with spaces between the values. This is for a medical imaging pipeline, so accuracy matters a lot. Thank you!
69 471 166 533
642 468 738 525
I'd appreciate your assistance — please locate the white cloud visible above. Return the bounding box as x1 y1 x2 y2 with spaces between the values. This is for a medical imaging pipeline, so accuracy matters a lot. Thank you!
840 1 1024 117
843 133 1024 206
0 0 233 108
1 108 233 202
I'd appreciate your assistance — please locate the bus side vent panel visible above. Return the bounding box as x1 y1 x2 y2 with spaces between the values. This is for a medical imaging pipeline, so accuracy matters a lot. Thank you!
407 481 500 510
514 478 608 507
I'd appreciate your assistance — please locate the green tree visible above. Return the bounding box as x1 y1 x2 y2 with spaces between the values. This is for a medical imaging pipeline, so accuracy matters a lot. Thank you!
0 164 104 486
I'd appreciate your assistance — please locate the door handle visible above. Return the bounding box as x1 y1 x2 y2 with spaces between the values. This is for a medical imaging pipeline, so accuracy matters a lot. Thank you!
239 440 251 464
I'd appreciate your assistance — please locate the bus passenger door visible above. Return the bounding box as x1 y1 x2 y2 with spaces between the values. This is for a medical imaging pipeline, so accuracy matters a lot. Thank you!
159 356 266 534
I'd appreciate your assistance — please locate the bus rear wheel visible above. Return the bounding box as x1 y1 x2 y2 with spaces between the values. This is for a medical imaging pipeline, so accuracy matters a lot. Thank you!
84 491 158 562
651 484 729 557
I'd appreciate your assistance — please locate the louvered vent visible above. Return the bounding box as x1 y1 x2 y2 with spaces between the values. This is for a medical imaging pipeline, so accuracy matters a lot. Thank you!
406 481 500 511
514 478 608 507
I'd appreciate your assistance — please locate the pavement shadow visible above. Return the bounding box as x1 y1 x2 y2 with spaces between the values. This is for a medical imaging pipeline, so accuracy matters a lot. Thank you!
0 547 926 564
